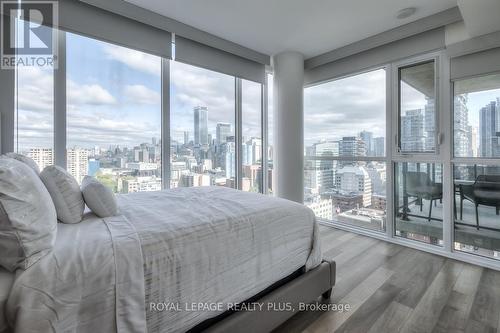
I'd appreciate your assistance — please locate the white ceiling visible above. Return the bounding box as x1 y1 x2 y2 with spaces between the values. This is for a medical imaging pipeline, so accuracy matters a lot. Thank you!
124 0 458 59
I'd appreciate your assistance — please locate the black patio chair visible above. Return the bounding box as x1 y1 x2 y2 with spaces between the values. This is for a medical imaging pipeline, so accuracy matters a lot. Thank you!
405 171 443 222
460 175 500 229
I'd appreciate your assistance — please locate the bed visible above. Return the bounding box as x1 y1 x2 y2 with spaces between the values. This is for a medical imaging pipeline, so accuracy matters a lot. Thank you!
3 186 335 333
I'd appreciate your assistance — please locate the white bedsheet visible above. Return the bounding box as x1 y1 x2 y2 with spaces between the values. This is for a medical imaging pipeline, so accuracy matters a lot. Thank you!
6 187 322 332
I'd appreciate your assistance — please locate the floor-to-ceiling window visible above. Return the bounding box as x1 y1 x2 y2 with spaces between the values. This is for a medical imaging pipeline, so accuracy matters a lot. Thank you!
394 58 443 245
66 33 162 193
241 79 263 192
453 73 500 259
169 61 236 189
14 21 54 171
304 68 387 231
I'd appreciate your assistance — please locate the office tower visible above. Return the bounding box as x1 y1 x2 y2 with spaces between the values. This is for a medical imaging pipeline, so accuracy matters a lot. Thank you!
250 138 262 165
216 123 231 145
194 106 208 146
312 141 339 193
241 138 262 166
454 94 471 157
67 148 89 184
152 137 157 146
401 109 425 151
373 137 385 157
339 137 366 158
359 131 373 155
243 164 261 191
424 98 436 151
134 146 141 162
242 141 252 166
140 148 150 162
479 101 499 157
366 163 386 194
183 131 189 145
28 148 54 171
225 141 236 179
335 165 372 208
304 158 318 190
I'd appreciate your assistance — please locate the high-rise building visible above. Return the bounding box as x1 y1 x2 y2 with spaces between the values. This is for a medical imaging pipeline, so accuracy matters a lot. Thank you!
335 165 372 208
305 198 333 220
311 141 339 193
243 164 261 191
242 138 262 166
194 106 208 146
401 109 425 151
225 142 236 179
479 101 500 157
424 98 436 151
359 131 373 155
470 126 478 157
339 137 366 158
454 94 471 157
67 148 89 184
183 131 190 145
28 148 54 170
373 137 385 157
216 123 231 145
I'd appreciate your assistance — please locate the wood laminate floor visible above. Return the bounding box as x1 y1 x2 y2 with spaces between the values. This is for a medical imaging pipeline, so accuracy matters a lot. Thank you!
274 225 500 333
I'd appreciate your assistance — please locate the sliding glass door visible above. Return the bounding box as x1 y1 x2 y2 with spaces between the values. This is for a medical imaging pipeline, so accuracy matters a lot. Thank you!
452 73 500 259
393 57 444 246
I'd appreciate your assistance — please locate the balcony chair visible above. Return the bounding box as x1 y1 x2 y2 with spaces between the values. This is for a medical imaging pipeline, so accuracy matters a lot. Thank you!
459 175 500 230
404 171 443 222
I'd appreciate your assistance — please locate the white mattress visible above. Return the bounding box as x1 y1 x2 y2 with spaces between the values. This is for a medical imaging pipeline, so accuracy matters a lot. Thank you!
6 187 322 332
0 268 14 333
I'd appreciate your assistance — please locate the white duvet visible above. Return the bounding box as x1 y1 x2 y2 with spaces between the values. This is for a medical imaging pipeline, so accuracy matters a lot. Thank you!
6 187 322 332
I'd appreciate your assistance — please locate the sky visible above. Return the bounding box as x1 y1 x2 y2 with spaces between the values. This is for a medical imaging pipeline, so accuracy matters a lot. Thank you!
461 89 500 130
304 68 500 148
304 68 387 146
15 32 262 152
14 32 500 153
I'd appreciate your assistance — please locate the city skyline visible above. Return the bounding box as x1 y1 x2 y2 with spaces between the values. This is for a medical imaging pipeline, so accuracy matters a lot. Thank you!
15 32 263 152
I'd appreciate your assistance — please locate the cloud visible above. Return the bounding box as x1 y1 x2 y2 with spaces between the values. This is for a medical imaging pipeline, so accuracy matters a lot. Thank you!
170 62 236 135
17 67 53 113
124 85 161 105
15 42 266 151
304 69 387 146
103 44 161 76
66 109 160 148
67 81 117 105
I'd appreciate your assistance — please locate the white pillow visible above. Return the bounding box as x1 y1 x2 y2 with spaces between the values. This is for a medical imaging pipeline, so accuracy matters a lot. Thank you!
81 176 118 218
5 152 40 174
40 166 85 224
0 157 57 272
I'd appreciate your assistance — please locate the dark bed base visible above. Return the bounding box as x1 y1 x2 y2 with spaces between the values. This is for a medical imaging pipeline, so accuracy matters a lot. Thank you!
189 260 336 333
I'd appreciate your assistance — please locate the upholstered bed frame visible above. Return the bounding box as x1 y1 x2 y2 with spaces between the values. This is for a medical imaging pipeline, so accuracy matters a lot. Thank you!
192 259 336 333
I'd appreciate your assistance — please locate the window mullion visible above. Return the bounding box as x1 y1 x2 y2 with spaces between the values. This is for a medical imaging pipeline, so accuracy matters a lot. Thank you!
440 53 453 252
386 63 395 239
262 76 269 194
235 78 243 190
162 58 171 189
54 30 66 168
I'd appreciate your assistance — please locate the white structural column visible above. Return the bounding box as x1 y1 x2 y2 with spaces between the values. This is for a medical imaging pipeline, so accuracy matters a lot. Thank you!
273 51 304 203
